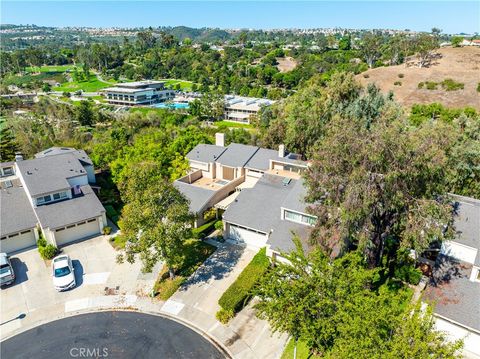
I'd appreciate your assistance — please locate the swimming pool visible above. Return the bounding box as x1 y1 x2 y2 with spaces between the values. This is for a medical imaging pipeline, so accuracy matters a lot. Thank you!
152 102 189 110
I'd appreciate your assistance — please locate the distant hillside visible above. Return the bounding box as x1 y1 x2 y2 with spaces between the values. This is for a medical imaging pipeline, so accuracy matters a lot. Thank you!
166 26 232 43
357 47 480 111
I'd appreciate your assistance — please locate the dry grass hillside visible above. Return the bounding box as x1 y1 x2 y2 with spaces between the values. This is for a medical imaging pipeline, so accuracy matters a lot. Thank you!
357 47 480 111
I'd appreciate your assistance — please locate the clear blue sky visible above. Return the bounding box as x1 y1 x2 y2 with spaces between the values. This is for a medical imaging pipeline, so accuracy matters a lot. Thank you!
2 1 479 34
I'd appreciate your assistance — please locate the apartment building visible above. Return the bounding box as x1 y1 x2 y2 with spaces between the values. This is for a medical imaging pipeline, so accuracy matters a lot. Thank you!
223 95 276 124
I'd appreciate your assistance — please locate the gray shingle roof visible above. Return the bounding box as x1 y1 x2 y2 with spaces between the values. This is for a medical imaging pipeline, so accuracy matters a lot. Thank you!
245 148 279 171
186 144 226 164
34 185 105 229
35 147 93 166
281 178 309 213
174 181 216 214
223 174 312 252
216 143 259 168
16 154 87 196
451 195 480 250
424 255 480 332
0 186 37 236
267 220 312 253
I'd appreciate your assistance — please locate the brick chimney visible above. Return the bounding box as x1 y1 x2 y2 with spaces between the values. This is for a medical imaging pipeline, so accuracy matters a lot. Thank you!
216 133 225 147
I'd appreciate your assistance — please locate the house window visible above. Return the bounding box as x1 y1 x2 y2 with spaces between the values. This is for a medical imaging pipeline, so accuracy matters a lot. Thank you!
2 167 13 176
37 195 52 205
87 218 97 223
284 210 316 226
53 192 67 200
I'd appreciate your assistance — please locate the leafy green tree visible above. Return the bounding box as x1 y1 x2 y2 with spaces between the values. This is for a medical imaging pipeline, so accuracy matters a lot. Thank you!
414 33 439 67
0 121 18 161
451 36 463 47
359 32 384 68
305 100 455 267
255 242 461 358
75 100 94 126
118 163 194 278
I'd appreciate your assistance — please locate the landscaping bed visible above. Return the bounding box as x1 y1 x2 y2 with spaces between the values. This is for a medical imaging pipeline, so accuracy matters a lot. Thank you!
153 239 216 300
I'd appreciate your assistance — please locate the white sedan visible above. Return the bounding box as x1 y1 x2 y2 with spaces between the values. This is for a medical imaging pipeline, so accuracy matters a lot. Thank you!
52 254 76 291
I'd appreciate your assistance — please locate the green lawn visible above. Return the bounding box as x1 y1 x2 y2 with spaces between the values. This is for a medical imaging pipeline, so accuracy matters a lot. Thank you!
54 74 115 93
26 65 76 73
154 239 216 300
214 120 254 129
159 78 197 91
281 339 318 359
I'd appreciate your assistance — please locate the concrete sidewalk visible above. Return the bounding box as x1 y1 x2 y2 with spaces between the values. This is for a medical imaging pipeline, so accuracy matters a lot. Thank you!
160 242 288 359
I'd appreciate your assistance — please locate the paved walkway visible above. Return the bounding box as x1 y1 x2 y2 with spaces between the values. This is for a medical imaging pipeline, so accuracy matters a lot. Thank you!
160 242 288 359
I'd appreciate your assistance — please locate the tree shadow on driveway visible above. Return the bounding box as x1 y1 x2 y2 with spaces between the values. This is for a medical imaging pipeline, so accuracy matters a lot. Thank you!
179 244 245 291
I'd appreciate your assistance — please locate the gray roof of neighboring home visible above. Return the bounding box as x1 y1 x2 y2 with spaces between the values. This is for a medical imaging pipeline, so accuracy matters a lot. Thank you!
281 178 309 213
0 186 37 236
273 154 308 167
451 195 480 250
223 174 296 233
267 220 312 253
174 181 216 214
216 143 259 168
35 147 93 166
223 174 312 252
34 185 104 229
424 255 480 332
186 144 226 164
16 154 87 196
245 148 279 171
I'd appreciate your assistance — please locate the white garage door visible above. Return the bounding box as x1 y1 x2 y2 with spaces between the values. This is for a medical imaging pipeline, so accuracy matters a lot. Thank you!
0 229 36 254
54 218 100 247
228 224 268 248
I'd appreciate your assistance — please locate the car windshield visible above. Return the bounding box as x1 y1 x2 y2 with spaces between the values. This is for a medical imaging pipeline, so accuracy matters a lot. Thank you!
0 264 12 275
54 266 71 277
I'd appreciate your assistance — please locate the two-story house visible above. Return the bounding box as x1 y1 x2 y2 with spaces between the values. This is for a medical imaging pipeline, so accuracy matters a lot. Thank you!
174 133 312 256
0 148 107 254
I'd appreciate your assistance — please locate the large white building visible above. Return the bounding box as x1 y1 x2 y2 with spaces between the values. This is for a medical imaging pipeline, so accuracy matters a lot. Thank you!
0 147 107 254
102 80 175 106
223 95 276 124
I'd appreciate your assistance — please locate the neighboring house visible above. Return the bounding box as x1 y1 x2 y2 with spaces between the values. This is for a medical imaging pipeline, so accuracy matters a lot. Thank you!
0 148 107 254
223 95 276 124
174 133 312 256
222 173 314 259
102 81 175 106
424 194 480 358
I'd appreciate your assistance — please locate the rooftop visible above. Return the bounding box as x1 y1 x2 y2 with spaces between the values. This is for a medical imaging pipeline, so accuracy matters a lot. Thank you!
216 143 259 168
245 148 279 172
424 255 480 332
35 147 93 166
34 185 105 229
224 95 276 112
186 144 226 164
0 185 38 236
173 181 216 214
16 153 87 197
223 174 311 252
451 194 480 251
116 80 165 88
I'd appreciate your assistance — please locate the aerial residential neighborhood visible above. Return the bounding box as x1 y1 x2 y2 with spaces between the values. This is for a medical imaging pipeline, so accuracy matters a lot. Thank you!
1 1 479 359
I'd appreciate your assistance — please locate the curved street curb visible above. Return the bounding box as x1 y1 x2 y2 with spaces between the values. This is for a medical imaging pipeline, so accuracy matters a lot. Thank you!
0 306 233 359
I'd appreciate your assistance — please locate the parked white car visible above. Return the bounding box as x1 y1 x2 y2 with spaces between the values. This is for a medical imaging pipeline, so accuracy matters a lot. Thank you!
52 254 76 291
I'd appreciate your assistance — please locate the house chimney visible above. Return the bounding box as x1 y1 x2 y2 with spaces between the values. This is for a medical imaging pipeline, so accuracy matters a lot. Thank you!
215 132 225 147
15 153 24 162
278 144 285 158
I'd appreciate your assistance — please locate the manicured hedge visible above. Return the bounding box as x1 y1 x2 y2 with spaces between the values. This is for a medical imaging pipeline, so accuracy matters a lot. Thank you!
218 248 270 313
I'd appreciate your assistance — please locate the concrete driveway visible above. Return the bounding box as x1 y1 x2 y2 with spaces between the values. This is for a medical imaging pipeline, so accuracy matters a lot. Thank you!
0 235 159 339
161 242 288 359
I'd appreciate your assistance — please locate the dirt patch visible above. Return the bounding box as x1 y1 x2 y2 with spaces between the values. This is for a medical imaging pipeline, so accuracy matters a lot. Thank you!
276 57 298 73
357 47 480 110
